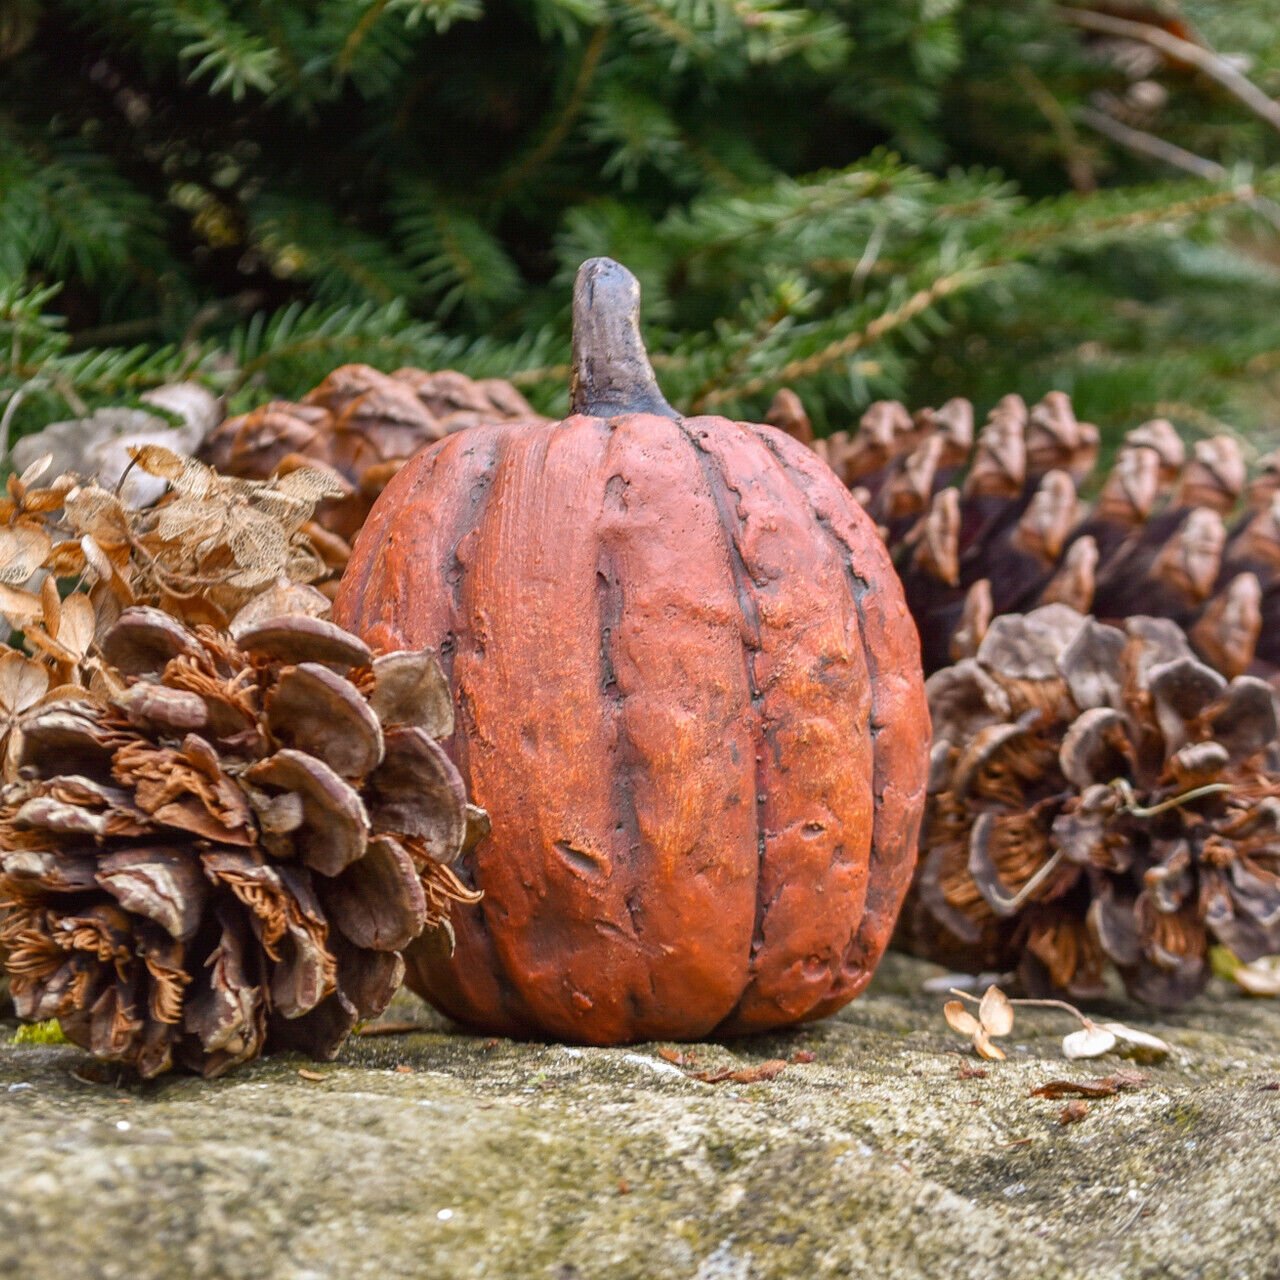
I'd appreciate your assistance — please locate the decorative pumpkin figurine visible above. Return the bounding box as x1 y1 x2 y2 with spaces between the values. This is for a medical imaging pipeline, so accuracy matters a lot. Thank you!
334 258 929 1043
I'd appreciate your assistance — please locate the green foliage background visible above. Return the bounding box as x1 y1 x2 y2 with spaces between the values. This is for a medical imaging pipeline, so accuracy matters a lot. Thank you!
2 0 1279 448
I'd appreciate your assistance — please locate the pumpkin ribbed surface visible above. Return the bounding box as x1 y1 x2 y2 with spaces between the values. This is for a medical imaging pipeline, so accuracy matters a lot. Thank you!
335 409 926 1042
334 257 928 1043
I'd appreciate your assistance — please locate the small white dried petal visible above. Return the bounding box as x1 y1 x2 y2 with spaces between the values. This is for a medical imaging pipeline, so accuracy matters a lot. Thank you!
1231 957 1280 997
1063 1024 1118 1059
17 453 54 487
1100 1023 1172 1056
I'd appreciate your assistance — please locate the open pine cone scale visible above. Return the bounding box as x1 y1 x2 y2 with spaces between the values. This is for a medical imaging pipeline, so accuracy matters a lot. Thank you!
769 388 1280 686
900 603 1280 1007
203 364 544 547
0 608 479 1078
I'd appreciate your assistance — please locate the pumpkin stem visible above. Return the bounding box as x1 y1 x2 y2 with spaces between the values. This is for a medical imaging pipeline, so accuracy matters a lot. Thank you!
570 258 678 419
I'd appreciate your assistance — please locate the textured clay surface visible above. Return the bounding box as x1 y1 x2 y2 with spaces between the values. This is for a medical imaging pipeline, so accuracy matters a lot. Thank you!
334 410 929 1043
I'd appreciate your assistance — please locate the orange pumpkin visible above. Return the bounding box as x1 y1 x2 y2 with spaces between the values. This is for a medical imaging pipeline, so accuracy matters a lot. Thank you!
334 259 929 1043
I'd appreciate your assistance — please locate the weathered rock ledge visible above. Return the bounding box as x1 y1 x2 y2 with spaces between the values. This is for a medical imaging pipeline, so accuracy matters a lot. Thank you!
2 954 1278 1280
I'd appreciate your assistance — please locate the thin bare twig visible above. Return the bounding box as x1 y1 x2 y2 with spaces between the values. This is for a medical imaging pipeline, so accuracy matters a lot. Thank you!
1077 107 1226 182
1076 107 1280 233
0 385 35 470
1056 7 1280 136
1111 777 1231 818
949 987 1094 1028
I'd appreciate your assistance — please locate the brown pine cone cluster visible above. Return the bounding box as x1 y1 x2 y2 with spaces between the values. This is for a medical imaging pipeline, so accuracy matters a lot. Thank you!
203 364 542 552
768 388 1277 682
0 608 481 1077
897 602 1280 1007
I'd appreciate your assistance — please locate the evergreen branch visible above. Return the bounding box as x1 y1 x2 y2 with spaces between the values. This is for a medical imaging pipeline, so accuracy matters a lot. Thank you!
1056 7 1280 135
393 188 520 319
686 295 798 413
167 0 282 97
509 361 572 391
700 266 991 405
337 0 392 74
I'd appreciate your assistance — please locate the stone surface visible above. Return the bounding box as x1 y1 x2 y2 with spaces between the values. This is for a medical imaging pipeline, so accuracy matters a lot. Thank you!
2 952 1279 1280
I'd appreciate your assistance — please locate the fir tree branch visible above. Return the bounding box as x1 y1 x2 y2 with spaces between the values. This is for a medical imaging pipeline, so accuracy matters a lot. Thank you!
686 297 794 413
337 0 392 76
1002 186 1262 256
700 266 991 405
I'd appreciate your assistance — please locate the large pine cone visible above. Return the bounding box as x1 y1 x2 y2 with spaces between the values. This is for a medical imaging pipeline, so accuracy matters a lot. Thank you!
0 609 478 1077
769 389 1277 683
898 603 1280 1007
204 365 542 545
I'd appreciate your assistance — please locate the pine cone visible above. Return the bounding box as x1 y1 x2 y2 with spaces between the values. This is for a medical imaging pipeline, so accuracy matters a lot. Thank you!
897 603 1280 1007
204 364 542 545
768 389 1276 684
0 608 481 1078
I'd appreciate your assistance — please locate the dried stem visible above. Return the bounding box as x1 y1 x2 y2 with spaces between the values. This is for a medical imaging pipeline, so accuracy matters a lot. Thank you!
982 848 1067 915
949 986 1096 1028
1077 107 1227 183
1112 777 1231 818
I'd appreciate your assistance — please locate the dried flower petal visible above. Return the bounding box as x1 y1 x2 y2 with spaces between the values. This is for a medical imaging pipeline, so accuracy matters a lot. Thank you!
1232 956 1280 996
978 984 1014 1036
944 1001 981 1036
1098 1022 1172 1057
1062 1024 1118 1059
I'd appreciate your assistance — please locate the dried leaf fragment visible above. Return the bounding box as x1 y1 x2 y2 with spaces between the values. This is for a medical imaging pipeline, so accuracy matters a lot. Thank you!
691 1058 788 1084
1030 1071 1149 1099
1058 1100 1090 1125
